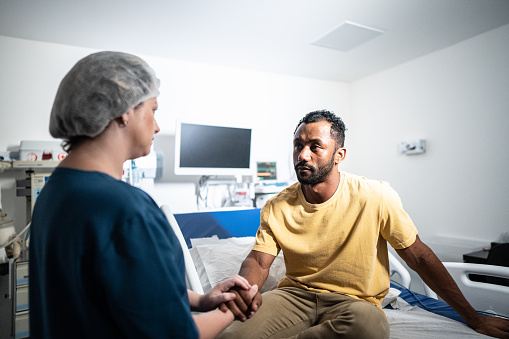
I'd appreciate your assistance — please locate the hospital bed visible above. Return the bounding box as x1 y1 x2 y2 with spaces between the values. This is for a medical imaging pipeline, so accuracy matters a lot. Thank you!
161 206 509 339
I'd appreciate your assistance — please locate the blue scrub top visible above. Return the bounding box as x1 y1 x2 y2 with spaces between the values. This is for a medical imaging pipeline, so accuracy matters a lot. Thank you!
29 167 198 339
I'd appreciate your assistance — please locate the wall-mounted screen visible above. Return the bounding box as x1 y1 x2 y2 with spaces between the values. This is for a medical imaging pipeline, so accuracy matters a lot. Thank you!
174 121 253 176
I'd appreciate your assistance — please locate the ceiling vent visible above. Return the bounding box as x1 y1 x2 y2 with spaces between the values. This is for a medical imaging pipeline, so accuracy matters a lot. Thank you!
311 21 384 52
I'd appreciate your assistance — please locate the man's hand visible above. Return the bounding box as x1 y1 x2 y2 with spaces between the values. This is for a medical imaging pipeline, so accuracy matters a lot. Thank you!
469 314 509 339
219 250 275 321
195 275 257 312
220 285 263 322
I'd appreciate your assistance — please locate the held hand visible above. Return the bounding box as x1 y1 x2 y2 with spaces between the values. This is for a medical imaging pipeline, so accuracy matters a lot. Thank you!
197 275 254 312
470 314 509 338
221 285 263 322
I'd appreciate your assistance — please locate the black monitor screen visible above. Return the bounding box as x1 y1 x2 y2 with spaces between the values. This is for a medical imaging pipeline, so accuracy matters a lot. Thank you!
178 123 252 171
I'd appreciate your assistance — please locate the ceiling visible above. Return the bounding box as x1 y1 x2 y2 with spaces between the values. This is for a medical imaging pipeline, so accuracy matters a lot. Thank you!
1 0 509 82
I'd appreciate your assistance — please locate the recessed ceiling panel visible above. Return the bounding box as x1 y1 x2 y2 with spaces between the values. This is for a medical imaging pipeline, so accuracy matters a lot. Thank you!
311 21 385 52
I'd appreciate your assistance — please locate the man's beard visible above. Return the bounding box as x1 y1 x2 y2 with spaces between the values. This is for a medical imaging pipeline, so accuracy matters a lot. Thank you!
294 154 335 185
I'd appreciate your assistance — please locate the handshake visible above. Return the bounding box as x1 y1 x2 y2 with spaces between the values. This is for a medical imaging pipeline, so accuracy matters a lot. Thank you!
216 275 263 322
196 274 262 323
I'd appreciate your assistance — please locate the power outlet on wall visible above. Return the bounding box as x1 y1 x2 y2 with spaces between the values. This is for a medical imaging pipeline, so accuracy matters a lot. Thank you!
400 139 426 155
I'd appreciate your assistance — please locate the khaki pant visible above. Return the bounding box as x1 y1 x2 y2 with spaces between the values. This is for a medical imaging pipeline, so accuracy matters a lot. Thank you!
218 287 389 339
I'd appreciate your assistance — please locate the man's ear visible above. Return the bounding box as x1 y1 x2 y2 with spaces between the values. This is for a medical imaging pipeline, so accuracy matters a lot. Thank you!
335 147 347 165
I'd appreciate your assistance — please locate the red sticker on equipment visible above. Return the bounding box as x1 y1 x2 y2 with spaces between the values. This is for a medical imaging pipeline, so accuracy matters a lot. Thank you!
26 152 38 161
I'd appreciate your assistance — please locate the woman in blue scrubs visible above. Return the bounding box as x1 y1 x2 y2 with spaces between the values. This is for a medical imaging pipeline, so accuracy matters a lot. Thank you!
29 51 256 339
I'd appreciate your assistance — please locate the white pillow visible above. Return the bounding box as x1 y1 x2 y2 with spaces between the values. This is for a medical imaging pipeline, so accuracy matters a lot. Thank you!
189 236 223 292
190 235 220 247
191 236 256 247
191 236 286 294
189 246 212 292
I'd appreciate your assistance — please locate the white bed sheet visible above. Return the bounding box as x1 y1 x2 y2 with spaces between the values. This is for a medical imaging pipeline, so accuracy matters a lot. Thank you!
386 307 490 338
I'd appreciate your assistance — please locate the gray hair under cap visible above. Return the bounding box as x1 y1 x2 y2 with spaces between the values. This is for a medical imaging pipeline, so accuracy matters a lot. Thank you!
49 51 160 139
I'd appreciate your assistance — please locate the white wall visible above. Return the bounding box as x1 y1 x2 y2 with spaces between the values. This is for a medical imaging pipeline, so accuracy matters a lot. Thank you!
0 35 351 229
350 24 509 262
2 23 508 261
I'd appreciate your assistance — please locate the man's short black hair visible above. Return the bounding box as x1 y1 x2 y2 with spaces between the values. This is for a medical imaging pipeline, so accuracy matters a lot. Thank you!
294 110 347 148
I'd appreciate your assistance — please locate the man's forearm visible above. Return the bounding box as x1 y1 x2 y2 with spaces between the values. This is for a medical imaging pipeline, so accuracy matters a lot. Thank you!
398 237 509 337
397 237 481 326
411 253 481 325
238 252 272 288
223 250 275 320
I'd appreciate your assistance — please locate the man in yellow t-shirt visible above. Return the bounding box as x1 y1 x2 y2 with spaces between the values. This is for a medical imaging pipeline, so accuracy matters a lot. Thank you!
255 171 417 311
220 110 509 339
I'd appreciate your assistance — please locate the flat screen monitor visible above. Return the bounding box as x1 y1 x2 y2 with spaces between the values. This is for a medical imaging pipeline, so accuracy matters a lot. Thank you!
174 121 253 176
257 162 277 182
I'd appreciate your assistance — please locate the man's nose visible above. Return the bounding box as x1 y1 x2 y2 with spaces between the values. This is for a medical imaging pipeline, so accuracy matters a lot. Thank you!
298 147 311 162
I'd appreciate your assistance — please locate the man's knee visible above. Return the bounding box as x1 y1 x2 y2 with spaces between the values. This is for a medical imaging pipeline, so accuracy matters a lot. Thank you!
331 301 389 338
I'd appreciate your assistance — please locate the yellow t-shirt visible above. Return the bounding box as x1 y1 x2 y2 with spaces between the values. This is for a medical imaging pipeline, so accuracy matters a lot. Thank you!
253 172 418 309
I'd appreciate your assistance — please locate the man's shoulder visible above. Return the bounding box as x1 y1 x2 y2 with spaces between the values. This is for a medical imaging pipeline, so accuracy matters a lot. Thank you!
271 182 300 202
340 172 398 204
342 172 389 190
259 182 301 215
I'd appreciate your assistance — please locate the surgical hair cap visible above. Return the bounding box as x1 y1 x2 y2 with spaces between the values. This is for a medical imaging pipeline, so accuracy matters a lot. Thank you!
49 51 160 139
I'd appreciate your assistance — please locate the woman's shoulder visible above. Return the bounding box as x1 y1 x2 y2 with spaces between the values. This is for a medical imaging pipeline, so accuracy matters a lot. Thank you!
51 167 157 208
